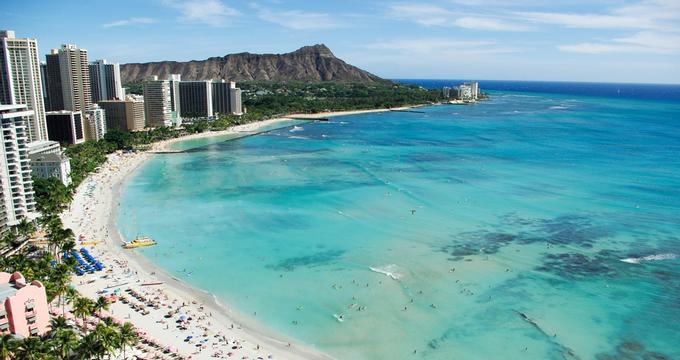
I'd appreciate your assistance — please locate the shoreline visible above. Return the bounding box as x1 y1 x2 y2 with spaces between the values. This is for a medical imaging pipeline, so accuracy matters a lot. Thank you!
152 117 299 152
61 104 426 359
153 105 422 152
108 159 331 359
62 117 336 359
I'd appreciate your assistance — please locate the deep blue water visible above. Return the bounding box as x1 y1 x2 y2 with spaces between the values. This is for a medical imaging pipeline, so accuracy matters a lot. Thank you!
396 79 680 102
120 84 680 359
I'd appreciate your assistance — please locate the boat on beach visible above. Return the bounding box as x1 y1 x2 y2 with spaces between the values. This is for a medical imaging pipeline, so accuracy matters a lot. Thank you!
123 235 157 249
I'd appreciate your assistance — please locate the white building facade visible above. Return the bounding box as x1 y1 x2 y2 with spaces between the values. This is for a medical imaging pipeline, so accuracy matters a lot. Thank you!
143 76 173 128
84 104 106 141
0 30 48 142
0 104 37 234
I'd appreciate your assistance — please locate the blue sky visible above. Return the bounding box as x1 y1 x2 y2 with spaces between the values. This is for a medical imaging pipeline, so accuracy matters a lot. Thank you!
4 0 680 83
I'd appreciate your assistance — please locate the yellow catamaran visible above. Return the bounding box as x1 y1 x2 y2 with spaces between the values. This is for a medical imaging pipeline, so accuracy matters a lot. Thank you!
122 236 157 249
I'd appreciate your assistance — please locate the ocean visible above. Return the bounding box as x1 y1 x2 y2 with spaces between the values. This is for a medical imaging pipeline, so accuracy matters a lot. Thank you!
118 81 680 359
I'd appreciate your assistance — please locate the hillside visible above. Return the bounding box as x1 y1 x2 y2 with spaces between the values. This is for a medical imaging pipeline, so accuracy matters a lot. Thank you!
120 44 387 84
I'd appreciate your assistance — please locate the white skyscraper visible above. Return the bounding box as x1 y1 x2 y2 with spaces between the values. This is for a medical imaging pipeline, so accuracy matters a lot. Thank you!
84 104 106 141
143 76 173 128
0 104 37 235
0 30 47 142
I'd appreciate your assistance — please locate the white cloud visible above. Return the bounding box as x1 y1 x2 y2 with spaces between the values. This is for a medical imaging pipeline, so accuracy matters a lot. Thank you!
454 17 532 31
388 4 531 31
388 4 454 27
162 0 240 27
517 12 655 29
518 0 680 31
559 31 680 54
366 38 520 55
258 9 341 30
102 17 156 28
614 0 680 22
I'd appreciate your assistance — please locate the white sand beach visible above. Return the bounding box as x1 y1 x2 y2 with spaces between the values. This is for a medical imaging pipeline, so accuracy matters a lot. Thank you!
153 118 296 152
286 106 416 119
61 119 333 359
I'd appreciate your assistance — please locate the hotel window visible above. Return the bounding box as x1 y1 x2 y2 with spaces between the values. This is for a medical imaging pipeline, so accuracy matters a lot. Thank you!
0 323 8 331
29 327 38 336
27 316 36 325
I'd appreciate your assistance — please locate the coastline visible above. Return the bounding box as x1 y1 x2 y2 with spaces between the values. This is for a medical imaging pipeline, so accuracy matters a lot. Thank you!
61 104 423 359
153 106 422 152
152 117 298 152
62 118 335 359
285 106 418 119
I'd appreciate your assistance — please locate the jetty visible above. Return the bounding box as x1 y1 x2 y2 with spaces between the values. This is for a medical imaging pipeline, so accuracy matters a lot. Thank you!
286 117 329 121
390 109 425 114
149 149 183 154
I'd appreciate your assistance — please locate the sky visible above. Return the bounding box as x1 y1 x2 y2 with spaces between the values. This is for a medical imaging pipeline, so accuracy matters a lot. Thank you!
4 0 680 84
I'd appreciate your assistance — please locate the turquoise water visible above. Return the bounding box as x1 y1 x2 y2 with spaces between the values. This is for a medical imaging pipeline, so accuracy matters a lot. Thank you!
119 91 680 359
168 119 306 151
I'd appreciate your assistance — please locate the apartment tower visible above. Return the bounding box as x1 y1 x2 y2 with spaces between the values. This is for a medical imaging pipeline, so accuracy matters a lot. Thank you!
0 104 37 235
143 76 173 128
98 95 145 132
44 45 96 140
0 30 47 142
89 59 124 103
212 80 243 116
178 80 213 119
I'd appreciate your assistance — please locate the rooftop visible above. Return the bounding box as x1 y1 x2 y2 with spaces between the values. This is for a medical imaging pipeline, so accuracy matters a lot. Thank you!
0 283 18 301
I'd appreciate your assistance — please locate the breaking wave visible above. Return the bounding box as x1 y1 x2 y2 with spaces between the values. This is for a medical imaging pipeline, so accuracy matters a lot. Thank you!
369 264 403 280
620 253 677 264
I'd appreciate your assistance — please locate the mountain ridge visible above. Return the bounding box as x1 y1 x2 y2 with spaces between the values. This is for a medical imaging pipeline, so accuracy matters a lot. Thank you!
120 44 388 84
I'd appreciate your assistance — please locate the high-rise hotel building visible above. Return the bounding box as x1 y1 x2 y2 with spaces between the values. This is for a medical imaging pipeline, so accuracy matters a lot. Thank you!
143 76 175 128
99 95 145 132
212 80 242 116
179 80 213 119
0 104 37 235
89 59 124 103
43 45 98 140
0 31 48 142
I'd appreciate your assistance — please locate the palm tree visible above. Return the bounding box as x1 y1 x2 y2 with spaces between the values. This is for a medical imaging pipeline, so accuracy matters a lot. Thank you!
93 323 119 360
16 219 36 241
72 297 93 330
49 316 70 332
118 322 138 360
0 333 17 360
93 296 110 318
47 227 75 261
63 287 79 315
76 332 102 360
51 328 79 360
13 336 45 360
50 264 73 310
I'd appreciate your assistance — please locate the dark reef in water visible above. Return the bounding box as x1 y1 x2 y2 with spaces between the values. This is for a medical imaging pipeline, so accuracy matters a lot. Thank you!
440 230 520 256
267 249 345 271
595 340 671 360
501 213 612 248
439 213 613 259
536 251 619 279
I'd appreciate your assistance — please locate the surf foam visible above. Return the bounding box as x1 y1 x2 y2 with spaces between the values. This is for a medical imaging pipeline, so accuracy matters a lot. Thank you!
620 253 677 264
369 264 403 280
